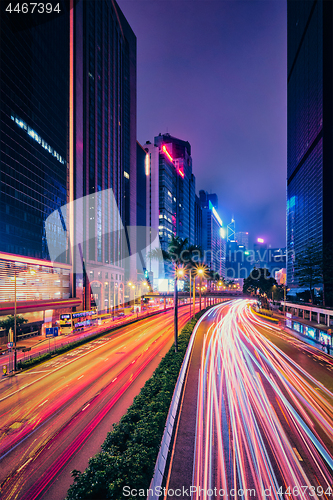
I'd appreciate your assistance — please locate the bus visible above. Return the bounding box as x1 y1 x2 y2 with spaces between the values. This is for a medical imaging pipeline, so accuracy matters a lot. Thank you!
59 310 97 334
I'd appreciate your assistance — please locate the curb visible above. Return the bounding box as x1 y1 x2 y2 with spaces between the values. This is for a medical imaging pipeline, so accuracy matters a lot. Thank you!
148 304 222 499
251 308 279 323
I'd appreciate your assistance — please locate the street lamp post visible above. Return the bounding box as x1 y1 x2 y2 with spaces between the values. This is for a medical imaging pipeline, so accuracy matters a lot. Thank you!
174 267 184 353
193 275 196 317
174 270 178 353
12 266 36 372
189 270 192 319
283 284 286 322
14 268 17 372
197 268 204 311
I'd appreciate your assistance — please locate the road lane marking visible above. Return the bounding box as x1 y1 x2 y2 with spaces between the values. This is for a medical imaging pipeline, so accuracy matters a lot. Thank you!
78 375 84 380
293 447 303 461
82 404 90 411
0 307 191 403
16 457 33 473
112 377 117 382
25 371 50 374
38 399 48 407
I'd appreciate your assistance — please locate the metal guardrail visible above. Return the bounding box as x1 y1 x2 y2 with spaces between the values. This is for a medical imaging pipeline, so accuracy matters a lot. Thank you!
147 304 222 499
14 304 187 366
17 330 40 339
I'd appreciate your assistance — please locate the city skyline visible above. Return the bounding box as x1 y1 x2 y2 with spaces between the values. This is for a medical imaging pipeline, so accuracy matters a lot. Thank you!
1 2 333 500
118 0 287 248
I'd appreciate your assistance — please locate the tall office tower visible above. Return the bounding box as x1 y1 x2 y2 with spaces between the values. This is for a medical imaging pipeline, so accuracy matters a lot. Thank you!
199 191 225 277
0 1 76 319
0 0 137 320
287 0 333 301
227 218 236 242
154 133 196 252
235 231 249 250
71 0 137 311
136 141 149 282
144 141 160 285
136 142 147 229
194 194 203 248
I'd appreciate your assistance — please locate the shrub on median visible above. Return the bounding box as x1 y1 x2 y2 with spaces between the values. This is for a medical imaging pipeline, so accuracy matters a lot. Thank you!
66 309 208 500
18 328 121 371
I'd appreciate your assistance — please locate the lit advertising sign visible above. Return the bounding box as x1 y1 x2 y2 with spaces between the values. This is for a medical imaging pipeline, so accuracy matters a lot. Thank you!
293 322 303 333
320 331 330 344
305 325 316 338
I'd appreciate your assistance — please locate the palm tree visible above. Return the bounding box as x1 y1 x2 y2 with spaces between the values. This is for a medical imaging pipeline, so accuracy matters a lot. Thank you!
165 236 188 352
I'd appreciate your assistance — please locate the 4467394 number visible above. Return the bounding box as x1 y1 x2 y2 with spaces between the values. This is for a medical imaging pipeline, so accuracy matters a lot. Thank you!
5 3 61 14
277 486 333 496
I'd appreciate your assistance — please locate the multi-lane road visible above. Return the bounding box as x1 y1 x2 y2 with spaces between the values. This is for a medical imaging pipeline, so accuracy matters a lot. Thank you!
0 304 199 500
167 300 333 500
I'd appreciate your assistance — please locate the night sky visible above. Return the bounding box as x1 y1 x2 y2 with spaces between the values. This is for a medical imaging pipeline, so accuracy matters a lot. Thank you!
117 0 287 249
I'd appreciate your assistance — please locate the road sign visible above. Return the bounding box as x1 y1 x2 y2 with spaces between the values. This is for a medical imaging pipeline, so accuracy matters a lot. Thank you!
45 328 54 337
3 365 7 375
46 327 59 337
7 342 13 349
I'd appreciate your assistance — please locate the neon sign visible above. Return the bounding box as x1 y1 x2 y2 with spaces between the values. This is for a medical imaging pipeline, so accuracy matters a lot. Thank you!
162 145 173 162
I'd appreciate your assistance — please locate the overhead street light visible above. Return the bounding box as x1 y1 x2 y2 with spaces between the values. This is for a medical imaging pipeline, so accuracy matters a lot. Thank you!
195 265 208 311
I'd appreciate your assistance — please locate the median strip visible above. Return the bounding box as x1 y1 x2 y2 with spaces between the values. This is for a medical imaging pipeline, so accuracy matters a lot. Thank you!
65 307 212 500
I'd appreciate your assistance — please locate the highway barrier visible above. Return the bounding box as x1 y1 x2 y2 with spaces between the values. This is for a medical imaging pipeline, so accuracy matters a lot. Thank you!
148 303 223 499
65 307 212 500
15 303 189 371
251 307 279 323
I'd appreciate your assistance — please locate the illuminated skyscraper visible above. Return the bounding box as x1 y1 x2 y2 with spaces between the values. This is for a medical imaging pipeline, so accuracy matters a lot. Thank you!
235 231 249 250
152 133 196 252
71 0 137 310
0 1 137 318
287 0 333 301
199 191 225 277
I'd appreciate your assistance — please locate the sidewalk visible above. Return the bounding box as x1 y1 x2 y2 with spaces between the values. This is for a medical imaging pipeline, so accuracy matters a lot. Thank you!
281 324 332 356
258 307 332 356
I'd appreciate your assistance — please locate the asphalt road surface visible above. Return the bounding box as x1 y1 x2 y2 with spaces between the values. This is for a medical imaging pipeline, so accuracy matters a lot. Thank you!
0 303 200 500
167 299 333 500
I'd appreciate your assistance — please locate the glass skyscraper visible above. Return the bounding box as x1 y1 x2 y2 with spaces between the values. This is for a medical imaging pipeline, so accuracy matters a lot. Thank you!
0 2 69 261
0 0 137 318
72 0 137 311
154 133 196 252
287 0 333 300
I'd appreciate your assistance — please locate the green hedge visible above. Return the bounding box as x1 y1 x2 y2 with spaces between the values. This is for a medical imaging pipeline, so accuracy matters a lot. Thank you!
66 309 208 500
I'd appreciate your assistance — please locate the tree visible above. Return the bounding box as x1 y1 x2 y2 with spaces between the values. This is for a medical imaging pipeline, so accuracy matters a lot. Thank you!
0 315 27 332
167 235 189 266
243 268 278 296
294 243 322 304
165 236 189 353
